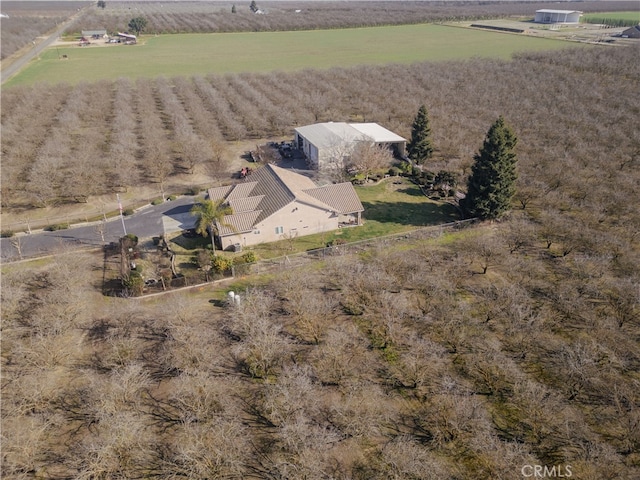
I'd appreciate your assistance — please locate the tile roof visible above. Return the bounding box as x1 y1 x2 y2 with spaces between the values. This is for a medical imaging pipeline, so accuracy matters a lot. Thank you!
208 185 233 201
210 164 363 237
228 195 264 213
304 183 364 214
217 211 262 236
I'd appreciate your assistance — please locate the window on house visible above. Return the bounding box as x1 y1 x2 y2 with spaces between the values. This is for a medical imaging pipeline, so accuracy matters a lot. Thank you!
275 226 283 234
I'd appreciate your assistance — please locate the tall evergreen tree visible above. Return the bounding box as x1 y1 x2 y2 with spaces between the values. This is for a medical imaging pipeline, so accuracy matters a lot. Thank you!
407 105 433 165
462 116 518 220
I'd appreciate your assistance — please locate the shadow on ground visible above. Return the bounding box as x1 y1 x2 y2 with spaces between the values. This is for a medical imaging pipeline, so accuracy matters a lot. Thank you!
362 200 459 226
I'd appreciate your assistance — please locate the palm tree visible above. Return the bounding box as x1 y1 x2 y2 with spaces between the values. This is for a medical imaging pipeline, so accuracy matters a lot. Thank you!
190 198 233 252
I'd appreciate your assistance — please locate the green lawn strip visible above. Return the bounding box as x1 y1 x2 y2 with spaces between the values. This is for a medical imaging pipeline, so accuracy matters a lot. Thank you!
6 23 577 87
581 11 640 24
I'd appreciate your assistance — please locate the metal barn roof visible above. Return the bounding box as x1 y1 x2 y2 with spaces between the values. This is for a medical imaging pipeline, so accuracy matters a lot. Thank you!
535 9 582 15
295 122 405 150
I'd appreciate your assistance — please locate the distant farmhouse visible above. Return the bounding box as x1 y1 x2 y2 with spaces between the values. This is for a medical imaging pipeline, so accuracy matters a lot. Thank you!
117 32 137 44
294 122 406 170
534 9 582 24
207 164 364 250
81 29 107 38
621 24 640 38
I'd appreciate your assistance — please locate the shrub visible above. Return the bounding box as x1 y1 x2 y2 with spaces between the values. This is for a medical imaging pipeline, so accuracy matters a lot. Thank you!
388 166 401 177
185 187 201 195
123 208 135 216
328 238 347 247
399 161 413 175
212 255 233 274
341 297 364 315
45 223 69 231
167 194 177 201
151 198 164 205
235 251 258 264
123 271 144 296
1 231 15 238
122 234 139 250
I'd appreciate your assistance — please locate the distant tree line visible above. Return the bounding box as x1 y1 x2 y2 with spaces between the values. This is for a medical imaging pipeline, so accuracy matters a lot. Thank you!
67 1 638 36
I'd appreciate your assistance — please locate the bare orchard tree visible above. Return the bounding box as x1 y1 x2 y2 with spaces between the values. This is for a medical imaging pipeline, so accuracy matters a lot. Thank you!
349 141 395 181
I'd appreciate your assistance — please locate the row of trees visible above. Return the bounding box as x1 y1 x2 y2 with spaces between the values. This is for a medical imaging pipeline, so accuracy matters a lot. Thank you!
2 209 638 477
70 1 635 36
0 1 84 60
2 1 633 65
3 46 637 216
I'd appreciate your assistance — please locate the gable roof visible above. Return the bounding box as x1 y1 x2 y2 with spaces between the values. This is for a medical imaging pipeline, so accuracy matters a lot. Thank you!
535 9 582 15
350 123 407 143
304 183 365 214
295 122 406 150
208 164 363 236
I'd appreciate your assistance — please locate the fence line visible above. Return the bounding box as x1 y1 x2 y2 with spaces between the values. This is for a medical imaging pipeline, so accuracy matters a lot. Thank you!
233 218 479 277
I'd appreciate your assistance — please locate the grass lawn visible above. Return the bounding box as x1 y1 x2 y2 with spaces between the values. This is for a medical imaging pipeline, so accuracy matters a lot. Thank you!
6 23 577 87
247 178 460 259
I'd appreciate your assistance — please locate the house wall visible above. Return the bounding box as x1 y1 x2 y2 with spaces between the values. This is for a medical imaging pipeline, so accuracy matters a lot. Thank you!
220 200 338 249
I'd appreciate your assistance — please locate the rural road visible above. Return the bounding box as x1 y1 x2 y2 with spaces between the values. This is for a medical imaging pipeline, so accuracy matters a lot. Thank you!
1 4 89 84
0 196 200 261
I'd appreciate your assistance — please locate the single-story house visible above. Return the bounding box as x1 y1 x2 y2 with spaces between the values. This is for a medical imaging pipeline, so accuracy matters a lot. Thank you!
207 164 364 250
534 10 582 24
294 122 406 169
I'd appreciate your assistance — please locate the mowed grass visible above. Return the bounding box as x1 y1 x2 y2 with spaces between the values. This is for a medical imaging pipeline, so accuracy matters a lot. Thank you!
6 23 577 87
247 178 460 259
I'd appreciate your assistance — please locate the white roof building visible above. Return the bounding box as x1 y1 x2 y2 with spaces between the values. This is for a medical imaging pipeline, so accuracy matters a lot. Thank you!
534 10 582 24
294 122 406 169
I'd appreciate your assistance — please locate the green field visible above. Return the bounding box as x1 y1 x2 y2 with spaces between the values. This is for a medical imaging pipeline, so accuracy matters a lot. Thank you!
6 24 577 87
582 11 640 24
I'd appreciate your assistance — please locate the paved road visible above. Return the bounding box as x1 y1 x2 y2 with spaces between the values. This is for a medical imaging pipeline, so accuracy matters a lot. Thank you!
1 5 89 84
1 196 199 261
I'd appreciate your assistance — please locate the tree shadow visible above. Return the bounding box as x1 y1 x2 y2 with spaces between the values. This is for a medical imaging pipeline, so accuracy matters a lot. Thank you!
395 186 426 197
170 232 208 250
362 200 459 226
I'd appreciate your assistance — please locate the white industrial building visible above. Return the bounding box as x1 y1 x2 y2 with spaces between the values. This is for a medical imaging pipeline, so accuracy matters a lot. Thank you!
534 9 582 24
294 122 406 170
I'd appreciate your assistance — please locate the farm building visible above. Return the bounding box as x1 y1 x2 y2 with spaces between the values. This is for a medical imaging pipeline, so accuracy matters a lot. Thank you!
207 164 364 250
81 29 107 38
117 32 137 44
621 25 640 38
294 122 406 170
534 10 582 24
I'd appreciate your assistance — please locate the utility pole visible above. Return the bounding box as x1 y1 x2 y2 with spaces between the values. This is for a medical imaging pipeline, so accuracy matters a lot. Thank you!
117 194 127 236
